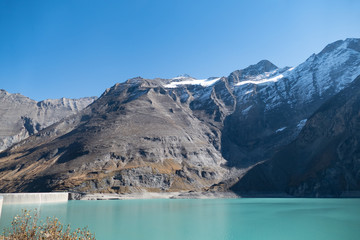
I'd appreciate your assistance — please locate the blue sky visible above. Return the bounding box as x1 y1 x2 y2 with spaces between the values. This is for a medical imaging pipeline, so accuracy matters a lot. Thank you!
1 0 359 100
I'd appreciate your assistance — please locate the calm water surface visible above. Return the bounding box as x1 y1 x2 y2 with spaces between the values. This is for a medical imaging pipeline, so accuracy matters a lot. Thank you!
1 198 360 240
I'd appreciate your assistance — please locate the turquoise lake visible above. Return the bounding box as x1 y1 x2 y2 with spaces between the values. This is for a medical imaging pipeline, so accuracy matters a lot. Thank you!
1 198 360 240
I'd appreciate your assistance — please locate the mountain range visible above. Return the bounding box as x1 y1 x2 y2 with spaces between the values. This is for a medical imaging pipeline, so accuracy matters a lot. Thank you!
0 38 360 197
0 93 96 152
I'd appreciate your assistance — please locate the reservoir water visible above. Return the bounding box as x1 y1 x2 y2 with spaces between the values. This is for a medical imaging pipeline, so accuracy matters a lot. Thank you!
1 198 360 240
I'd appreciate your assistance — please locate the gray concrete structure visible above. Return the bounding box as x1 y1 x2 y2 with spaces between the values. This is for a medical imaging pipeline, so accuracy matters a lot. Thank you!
0 196 3 217
0 192 68 205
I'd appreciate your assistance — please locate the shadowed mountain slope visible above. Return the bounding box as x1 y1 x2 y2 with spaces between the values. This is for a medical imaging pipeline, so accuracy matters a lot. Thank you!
232 75 360 197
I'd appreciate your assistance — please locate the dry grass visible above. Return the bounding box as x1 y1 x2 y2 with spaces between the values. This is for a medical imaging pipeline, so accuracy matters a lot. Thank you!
1 209 95 240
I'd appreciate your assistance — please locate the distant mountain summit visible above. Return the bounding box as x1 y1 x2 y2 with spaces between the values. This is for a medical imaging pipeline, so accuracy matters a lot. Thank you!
173 74 193 79
318 38 360 56
239 59 278 76
1 38 360 196
227 60 278 85
0 90 96 151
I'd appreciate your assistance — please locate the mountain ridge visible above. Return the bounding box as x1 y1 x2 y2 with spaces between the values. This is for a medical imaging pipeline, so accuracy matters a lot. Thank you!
0 38 360 195
0 89 97 151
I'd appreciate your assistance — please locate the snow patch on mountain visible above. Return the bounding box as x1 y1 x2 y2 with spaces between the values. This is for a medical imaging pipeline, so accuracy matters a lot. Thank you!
235 67 294 86
297 119 307 130
276 127 287 133
236 73 283 86
165 76 221 88
242 105 253 114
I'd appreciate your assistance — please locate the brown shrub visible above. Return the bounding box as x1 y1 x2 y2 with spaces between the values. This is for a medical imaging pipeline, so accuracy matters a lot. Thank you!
1 209 95 239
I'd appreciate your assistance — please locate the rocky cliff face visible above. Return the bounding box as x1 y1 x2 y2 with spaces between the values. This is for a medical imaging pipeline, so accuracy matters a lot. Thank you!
0 90 96 152
0 79 229 193
232 75 360 197
1 38 360 195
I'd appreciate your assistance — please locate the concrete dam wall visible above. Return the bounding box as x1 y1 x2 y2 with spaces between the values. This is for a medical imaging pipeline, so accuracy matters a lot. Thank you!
0 196 3 218
0 192 68 205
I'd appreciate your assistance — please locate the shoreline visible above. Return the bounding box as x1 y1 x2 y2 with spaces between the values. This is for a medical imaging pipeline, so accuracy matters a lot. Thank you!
70 192 360 200
69 191 240 200
2 191 359 202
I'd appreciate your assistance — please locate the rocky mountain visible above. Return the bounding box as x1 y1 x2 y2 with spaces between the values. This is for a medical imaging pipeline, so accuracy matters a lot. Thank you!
0 79 229 192
0 90 96 151
222 38 360 168
0 38 360 195
232 74 360 197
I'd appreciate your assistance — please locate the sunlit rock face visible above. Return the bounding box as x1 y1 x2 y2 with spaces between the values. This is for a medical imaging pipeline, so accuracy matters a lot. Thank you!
0 90 96 152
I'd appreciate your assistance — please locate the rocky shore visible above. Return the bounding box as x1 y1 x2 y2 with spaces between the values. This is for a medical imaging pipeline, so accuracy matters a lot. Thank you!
69 191 239 200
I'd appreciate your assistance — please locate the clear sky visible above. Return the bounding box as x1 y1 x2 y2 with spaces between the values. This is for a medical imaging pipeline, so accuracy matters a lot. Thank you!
1 0 359 101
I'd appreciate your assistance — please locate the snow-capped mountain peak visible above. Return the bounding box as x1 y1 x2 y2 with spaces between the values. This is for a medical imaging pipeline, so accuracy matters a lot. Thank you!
229 38 360 112
243 59 278 75
288 37 360 102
